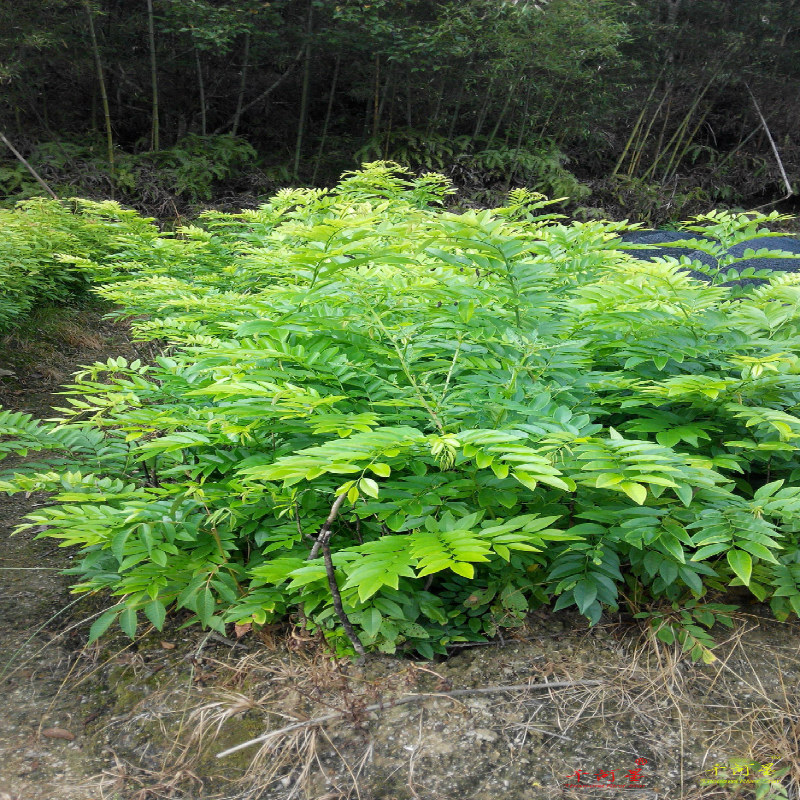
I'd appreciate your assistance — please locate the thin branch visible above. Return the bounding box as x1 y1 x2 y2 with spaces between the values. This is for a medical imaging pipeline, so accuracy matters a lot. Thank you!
322 537 365 656
213 48 305 135
0 132 58 200
304 492 364 655
216 679 603 758
308 492 347 560
745 82 793 197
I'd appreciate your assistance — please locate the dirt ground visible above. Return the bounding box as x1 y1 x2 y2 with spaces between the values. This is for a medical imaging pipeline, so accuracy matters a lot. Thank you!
1 307 799 800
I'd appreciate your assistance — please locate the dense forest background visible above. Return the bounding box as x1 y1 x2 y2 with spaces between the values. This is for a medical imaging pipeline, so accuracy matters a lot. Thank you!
1 0 799 220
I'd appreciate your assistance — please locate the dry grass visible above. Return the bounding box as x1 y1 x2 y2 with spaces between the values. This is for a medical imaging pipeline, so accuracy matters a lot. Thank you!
56 322 105 350
84 613 799 800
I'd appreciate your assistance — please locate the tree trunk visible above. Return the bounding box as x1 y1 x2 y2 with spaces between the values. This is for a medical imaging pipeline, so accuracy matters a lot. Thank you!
231 32 250 137
84 0 114 173
212 47 304 135
473 76 496 140
292 4 313 181
427 72 446 136
195 47 207 136
311 53 341 185
486 68 524 149
446 55 474 140
372 55 381 136
376 62 395 134
146 0 159 150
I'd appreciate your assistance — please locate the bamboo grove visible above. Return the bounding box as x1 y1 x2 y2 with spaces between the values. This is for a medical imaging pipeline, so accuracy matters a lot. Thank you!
1 1 800 215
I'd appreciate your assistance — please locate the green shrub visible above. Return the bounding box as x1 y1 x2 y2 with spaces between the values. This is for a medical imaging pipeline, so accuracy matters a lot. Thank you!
0 135 257 208
0 198 154 330
2 164 800 660
356 130 589 205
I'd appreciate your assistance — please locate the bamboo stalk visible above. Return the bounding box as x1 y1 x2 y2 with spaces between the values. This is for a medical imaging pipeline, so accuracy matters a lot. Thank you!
375 62 395 136
292 3 313 181
472 76 496 140
486 67 524 149
628 90 669 177
146 0 159 150
372 55 380 137
646 92 673 179
612 73 665 178
664 103 712 181
746 82 793 197
195 47 207 136
311 53 341 185
641 67 720 182
213 48 304 135
427 72 447 137
537 78 568 143
447 54 474 140
231 32 250 137
504 86 532 190
711 124 761 175
84 0 114 173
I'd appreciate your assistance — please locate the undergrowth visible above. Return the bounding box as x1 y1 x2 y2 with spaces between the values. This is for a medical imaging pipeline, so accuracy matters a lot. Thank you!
2 162 800 661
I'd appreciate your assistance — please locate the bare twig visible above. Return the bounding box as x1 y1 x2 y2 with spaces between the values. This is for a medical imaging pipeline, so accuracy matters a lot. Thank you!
308 492 347 560
305 493 364 654
216 679 603 758
322 536 365 656
213 48 305 135
0 131 59 200
746 82 793 198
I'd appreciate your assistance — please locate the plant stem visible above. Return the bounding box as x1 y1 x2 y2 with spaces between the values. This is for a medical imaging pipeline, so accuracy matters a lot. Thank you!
440 339 462 405
308 492 347 560
322 538 365 655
